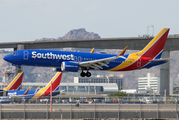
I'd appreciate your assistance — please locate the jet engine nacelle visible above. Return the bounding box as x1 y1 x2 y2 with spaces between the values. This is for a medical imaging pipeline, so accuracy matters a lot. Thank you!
61 62 79 72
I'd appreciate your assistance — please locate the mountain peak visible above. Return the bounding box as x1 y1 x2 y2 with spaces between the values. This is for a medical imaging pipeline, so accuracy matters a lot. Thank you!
35 28 100 41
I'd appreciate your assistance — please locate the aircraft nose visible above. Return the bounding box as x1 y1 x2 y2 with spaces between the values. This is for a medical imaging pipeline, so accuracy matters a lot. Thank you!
3 55 11 62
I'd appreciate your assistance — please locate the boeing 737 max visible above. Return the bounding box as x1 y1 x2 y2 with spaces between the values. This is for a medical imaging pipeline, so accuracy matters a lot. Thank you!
3 28 170 77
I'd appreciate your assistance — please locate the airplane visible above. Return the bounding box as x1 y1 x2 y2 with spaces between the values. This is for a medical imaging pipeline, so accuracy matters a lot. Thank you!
3 28 170 77
0 72 24 103
3 72 24 91
8 88 29 97
8 72 63 102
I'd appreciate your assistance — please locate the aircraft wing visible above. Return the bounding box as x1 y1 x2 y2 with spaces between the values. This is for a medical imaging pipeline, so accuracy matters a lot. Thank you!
149 58 173 62
7 94 34 102
52 90 65 93
79 55 126 70
52 90 60 93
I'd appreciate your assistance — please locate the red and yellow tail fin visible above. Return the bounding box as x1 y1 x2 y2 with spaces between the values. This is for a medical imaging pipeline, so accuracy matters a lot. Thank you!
43 72 63 92
3 72 24 91
137 28 170 58
30 72 63 101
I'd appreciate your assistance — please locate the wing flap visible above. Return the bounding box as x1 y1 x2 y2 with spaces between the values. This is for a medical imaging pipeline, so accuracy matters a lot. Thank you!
92 63 103 69
90 65 100 70
98 62 109 67
80 55 121 66
79 55 126 69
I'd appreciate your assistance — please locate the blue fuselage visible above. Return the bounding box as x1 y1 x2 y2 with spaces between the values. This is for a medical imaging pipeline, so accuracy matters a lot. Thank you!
3 49 166 71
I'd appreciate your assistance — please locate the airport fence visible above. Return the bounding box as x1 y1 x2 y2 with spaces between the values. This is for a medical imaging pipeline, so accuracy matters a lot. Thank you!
0 96 179 119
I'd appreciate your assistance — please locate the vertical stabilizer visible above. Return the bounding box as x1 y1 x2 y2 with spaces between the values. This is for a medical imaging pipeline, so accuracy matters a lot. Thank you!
138 28 170 59
30 72 63 101
3 72 24 91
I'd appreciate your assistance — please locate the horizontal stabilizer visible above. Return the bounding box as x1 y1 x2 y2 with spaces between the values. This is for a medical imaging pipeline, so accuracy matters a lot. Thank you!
53 90 65 93
149 58 173 62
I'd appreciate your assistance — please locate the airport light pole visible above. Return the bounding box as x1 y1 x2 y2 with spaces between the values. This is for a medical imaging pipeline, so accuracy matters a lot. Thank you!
59 89 61 112
50 81 52 112
88 79 91 95
67 81 69 95
147 25 154 37
94 87 96 95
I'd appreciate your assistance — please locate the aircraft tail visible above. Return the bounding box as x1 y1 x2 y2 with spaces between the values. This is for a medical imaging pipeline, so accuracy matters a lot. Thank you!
43 72 63 93
137 28 170 59
30 72 63 101
3 72 24 91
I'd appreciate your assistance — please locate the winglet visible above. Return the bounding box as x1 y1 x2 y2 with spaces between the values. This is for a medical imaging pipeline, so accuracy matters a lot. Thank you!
34 86 40 95
3 72 24 91
119 46 128 56
24 88 29 95
90 48 95 53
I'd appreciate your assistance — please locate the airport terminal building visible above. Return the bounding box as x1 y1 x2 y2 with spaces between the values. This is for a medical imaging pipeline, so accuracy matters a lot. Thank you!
0 82 118 95
138 73 173 95
74 75 123 90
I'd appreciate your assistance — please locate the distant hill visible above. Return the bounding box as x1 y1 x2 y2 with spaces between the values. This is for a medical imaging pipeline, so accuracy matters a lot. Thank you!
35 28 100 41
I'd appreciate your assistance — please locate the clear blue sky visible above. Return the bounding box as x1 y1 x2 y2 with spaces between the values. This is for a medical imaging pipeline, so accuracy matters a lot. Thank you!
0 0 179 42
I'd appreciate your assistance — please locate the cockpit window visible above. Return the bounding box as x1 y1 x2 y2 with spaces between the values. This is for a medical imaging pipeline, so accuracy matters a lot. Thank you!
11 53 18 55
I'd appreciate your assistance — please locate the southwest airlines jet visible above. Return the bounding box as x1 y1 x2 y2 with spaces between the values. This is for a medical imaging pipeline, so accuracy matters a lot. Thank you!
3 28 170 77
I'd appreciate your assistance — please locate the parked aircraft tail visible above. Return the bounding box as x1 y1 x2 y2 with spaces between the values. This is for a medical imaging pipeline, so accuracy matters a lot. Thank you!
30 72 63 101
3 72 24 91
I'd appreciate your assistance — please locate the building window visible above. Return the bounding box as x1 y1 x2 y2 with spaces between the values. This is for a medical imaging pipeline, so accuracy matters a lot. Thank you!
68 86 75 92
